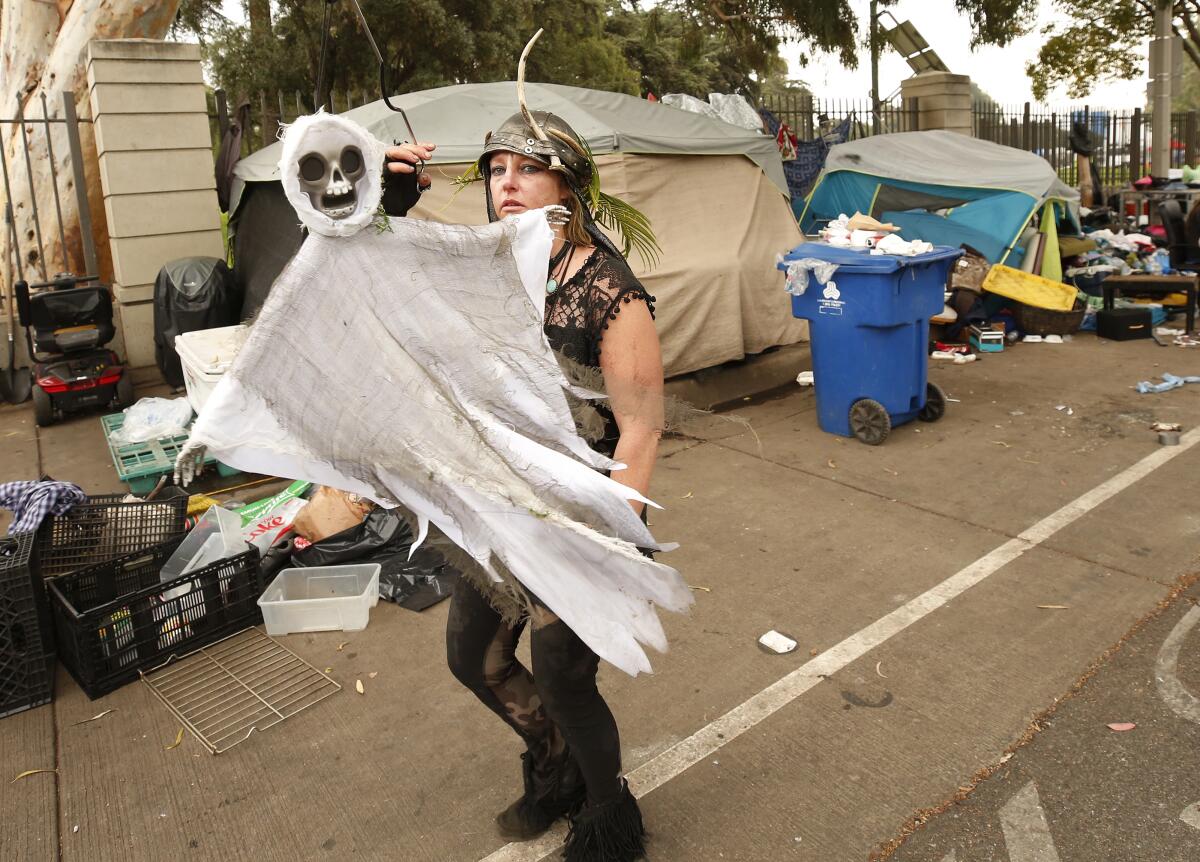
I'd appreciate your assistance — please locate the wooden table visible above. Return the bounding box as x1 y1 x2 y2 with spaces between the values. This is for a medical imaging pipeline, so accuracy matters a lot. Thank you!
1101 274 1197 333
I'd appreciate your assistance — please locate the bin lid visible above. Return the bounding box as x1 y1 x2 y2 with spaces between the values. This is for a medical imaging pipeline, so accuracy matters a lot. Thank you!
778 242 963 274
175 324 249 375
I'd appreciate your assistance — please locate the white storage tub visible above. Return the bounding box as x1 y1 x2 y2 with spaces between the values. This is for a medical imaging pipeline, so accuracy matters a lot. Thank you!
174 324 249 413
257 564 380 635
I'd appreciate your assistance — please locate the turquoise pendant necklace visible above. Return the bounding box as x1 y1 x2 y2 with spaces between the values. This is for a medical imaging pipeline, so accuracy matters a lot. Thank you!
547 242 573 295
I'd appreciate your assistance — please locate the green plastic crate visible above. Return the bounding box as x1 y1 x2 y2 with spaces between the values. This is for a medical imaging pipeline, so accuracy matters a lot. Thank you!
101 413 240 495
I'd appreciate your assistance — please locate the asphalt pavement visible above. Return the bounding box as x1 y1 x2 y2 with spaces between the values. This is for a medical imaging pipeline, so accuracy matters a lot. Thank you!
2 334 1200 861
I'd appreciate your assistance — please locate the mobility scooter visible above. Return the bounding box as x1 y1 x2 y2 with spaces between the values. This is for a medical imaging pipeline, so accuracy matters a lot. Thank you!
15 273 134 426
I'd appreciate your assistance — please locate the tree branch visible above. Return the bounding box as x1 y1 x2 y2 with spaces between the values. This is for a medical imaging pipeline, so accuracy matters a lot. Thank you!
708 0 746 22
1179 9 1200 59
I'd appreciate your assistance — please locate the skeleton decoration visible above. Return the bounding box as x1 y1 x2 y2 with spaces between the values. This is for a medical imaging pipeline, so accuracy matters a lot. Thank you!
279 111 384 236
177 116 691 676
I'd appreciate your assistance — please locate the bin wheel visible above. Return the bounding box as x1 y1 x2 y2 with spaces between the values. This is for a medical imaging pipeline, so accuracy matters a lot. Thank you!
919 382 947 423
32 386 54 427
849 399 891 445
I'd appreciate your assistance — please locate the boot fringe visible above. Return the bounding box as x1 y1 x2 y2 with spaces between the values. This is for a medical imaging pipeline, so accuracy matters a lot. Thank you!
562 782 646 862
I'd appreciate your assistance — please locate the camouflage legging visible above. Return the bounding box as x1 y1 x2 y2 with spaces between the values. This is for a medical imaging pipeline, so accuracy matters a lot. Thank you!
445 576 623 804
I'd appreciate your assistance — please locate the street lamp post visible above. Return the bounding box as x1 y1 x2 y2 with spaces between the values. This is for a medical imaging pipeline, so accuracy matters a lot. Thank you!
870 0 881 135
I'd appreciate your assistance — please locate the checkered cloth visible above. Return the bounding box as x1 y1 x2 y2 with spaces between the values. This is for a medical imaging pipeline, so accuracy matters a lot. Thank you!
0 480 87 535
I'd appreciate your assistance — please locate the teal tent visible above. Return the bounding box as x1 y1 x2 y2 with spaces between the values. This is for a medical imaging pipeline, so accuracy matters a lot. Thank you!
800 131 1080 266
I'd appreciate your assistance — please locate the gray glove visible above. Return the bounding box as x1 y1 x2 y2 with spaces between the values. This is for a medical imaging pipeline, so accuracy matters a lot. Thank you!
544 204 570 227
173 439 208 487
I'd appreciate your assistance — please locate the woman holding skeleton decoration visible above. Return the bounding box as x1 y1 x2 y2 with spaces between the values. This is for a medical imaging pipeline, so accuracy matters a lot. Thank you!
384 32 665 862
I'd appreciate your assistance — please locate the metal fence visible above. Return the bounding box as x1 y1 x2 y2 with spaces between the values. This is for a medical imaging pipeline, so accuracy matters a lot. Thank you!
210 88 379 158
759 95 919 141
2 90 98 284
971 103 1200 199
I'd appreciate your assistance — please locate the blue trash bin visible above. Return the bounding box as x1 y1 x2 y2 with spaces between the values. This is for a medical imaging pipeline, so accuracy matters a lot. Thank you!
779 242 963 444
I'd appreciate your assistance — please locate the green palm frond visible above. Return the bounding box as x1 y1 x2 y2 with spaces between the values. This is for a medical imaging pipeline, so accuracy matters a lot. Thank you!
595 191 660 269
575 139 661 269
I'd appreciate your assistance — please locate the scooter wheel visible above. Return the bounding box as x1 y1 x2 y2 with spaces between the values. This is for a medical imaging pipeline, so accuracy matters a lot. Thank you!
116 374 135 408
32 386 54 427
849 398 890 445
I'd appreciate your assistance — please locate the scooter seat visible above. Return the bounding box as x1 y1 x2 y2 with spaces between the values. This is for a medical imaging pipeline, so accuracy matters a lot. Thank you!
50 325 101 352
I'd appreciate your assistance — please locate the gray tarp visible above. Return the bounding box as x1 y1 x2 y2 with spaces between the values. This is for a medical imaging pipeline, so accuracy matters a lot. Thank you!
228 82 807 379
823 130 1081 212
230 81 784 213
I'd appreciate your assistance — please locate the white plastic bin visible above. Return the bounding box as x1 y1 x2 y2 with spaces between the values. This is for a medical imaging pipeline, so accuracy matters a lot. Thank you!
258 564 381 635
174 324 249 413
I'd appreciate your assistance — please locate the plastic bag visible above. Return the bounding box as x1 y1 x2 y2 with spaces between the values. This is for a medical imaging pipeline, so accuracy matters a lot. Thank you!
110 397 193 444
290 509 459 611
784 258 840 296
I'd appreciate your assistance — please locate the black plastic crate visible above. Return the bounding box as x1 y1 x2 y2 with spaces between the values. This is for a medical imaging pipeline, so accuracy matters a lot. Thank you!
47 540 262 699
36 494 189 578
1 532 55 718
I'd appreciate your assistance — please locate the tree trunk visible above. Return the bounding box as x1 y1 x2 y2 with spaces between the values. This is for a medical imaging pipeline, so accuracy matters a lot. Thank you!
0 0 61 117
1 0 184 301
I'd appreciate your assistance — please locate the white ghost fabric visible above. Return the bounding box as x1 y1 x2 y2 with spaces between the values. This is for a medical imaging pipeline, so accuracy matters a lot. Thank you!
188 183 692 675
279 111 386 237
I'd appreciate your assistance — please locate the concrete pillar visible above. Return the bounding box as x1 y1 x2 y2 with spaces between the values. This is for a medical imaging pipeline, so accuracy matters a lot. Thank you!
87 39 224 382
900 72 972 135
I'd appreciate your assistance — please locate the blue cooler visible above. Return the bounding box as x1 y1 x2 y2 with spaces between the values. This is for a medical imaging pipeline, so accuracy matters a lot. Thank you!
779 242 963 444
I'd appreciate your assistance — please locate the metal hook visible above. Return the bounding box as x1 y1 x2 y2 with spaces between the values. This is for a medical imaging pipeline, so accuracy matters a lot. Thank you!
344 0 422 174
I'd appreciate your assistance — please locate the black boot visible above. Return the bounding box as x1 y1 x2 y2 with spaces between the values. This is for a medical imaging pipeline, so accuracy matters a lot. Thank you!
496 747 587 840
562 780 646 862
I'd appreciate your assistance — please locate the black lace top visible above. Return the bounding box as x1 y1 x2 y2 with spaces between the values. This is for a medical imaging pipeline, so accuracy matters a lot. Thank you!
544 247 656 455
544 247 656 367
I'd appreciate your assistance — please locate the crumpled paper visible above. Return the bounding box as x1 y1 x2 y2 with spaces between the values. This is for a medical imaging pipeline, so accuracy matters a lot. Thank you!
872 234 934 257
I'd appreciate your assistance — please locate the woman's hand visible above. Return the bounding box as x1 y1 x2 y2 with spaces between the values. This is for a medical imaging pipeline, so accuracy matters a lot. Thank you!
384 142 435 175
382 142 435 216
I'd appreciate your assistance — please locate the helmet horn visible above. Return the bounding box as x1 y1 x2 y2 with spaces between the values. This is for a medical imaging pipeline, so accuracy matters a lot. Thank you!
516 29 564 171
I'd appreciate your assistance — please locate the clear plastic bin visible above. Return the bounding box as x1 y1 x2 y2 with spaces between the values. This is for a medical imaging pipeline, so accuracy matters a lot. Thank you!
159 505 246 601
257 564 381 635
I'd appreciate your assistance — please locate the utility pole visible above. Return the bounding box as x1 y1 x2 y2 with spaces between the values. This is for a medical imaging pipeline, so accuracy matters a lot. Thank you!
1151 0 1173 176
870 0 881 135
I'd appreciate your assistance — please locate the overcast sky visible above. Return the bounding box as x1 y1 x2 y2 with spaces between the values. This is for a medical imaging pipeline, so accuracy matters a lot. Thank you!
220 0 1150 107
785 0 1148 106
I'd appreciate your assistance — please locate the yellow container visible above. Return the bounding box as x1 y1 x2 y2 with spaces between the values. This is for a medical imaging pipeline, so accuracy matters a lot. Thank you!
982 264 1077 312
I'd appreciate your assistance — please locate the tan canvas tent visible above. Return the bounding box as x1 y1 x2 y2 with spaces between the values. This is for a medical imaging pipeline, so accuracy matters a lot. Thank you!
230 82 806 377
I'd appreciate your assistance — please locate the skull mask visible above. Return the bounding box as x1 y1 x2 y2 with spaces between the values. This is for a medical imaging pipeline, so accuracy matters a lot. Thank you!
297 145 366 219
279 112 385 237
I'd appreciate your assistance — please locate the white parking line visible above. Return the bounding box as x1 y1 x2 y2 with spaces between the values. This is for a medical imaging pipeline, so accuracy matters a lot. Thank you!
1156 605 1200 724
999 781 1061 862
480 428 1200 862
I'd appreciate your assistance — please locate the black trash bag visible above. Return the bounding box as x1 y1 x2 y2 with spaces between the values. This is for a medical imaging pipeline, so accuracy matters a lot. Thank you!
290 508 459 611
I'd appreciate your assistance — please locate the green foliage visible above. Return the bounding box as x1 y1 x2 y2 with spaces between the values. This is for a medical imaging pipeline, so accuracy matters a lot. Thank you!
176 0 1037 105
1026 1 1153 101
1174 58 1200 110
